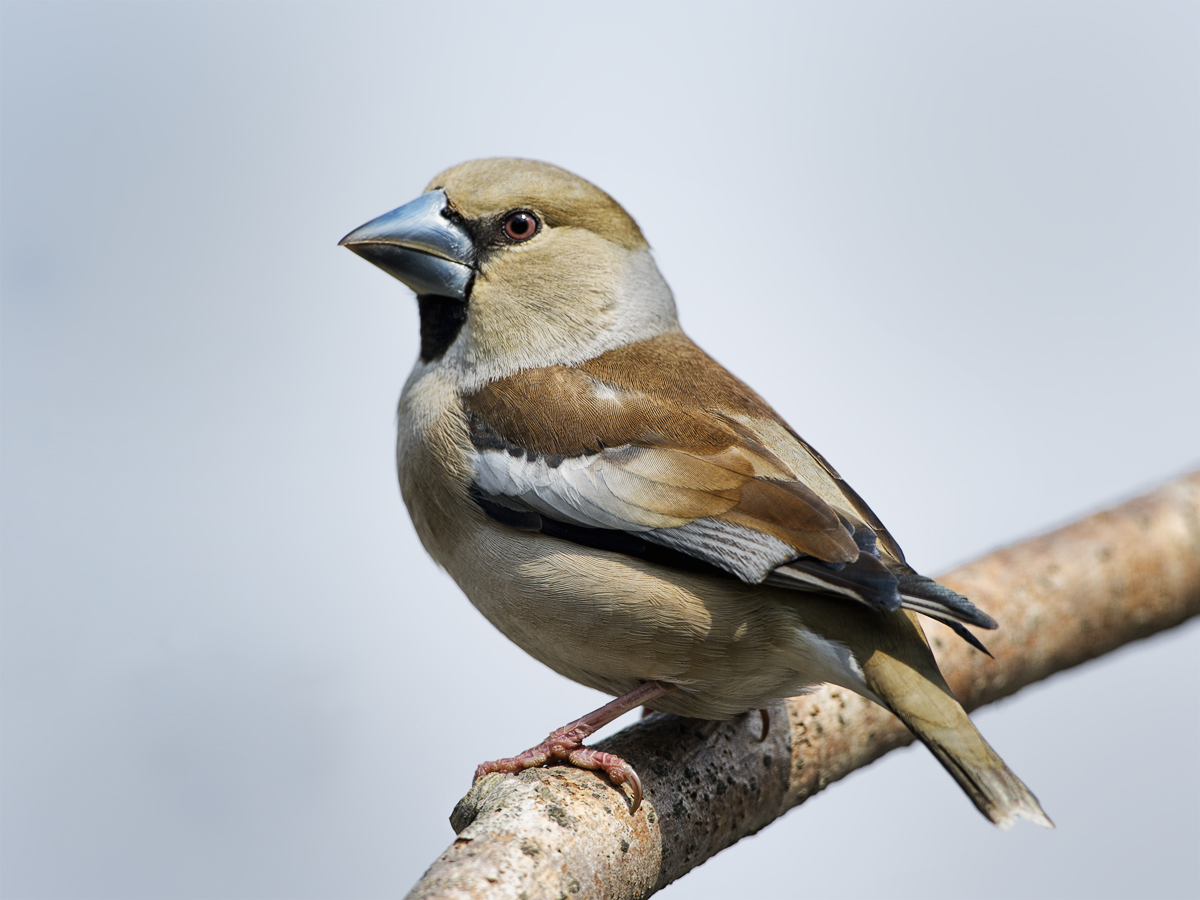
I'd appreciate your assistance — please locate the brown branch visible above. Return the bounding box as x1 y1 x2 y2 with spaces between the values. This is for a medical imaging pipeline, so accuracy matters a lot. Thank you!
407 472 1200 900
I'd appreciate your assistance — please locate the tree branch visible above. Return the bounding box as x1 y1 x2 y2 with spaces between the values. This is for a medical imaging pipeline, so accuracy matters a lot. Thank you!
407 472 1200 900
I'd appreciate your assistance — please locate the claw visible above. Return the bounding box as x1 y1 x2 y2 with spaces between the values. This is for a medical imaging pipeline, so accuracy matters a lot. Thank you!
623 764 644 813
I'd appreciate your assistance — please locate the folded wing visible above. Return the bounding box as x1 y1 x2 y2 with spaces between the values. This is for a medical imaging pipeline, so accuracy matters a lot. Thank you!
463 331 996 644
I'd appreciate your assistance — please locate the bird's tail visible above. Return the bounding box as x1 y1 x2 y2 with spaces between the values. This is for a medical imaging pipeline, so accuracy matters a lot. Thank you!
862 632 1054 829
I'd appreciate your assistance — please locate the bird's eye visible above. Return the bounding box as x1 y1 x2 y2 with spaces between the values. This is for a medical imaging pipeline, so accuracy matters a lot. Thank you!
502 210 540 242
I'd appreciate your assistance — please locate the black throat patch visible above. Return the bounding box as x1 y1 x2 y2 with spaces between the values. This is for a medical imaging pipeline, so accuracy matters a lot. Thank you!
416 294 468 362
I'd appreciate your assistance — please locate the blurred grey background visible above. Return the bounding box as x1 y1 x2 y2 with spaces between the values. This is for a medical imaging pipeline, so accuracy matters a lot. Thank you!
2 2 1197 898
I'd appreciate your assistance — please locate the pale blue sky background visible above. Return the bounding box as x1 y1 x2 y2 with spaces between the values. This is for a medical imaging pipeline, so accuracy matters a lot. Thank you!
2 3 1198 898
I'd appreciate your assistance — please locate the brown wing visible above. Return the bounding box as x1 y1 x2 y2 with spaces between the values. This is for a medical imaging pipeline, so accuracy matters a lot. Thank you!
464 340 861 572
465 331 997 631
577 331 907 562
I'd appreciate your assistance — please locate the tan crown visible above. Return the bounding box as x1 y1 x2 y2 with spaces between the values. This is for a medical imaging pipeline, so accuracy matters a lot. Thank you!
427 158 649 251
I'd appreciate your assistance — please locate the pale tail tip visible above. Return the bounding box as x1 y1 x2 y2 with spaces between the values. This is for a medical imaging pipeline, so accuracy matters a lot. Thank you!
1025 806 1056 830
993 793 1055 830
1014 783 1054 830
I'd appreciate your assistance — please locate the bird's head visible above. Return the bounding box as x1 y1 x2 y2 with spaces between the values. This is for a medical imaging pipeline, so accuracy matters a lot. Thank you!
340 158 678 382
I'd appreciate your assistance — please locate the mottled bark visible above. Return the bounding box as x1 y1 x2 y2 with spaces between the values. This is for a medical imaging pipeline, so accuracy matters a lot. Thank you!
408 472 1200 900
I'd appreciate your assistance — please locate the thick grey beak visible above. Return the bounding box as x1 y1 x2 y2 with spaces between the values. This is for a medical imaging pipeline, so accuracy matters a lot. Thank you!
339 189 474 299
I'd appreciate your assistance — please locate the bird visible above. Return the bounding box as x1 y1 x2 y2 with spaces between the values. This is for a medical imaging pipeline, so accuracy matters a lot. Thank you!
339 157 1052 829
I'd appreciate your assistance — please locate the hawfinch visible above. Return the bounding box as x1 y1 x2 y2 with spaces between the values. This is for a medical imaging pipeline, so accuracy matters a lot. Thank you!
340 158 1051 829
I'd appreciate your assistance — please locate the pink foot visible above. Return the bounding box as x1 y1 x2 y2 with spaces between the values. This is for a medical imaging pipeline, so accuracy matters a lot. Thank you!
475 724 644 810
473 681 672 814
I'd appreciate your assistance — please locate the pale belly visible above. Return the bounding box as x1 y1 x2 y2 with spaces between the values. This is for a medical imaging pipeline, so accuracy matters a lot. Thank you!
419 488 869 718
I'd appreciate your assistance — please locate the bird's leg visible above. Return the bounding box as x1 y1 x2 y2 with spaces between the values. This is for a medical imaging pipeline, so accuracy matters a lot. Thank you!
474 681 673 813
